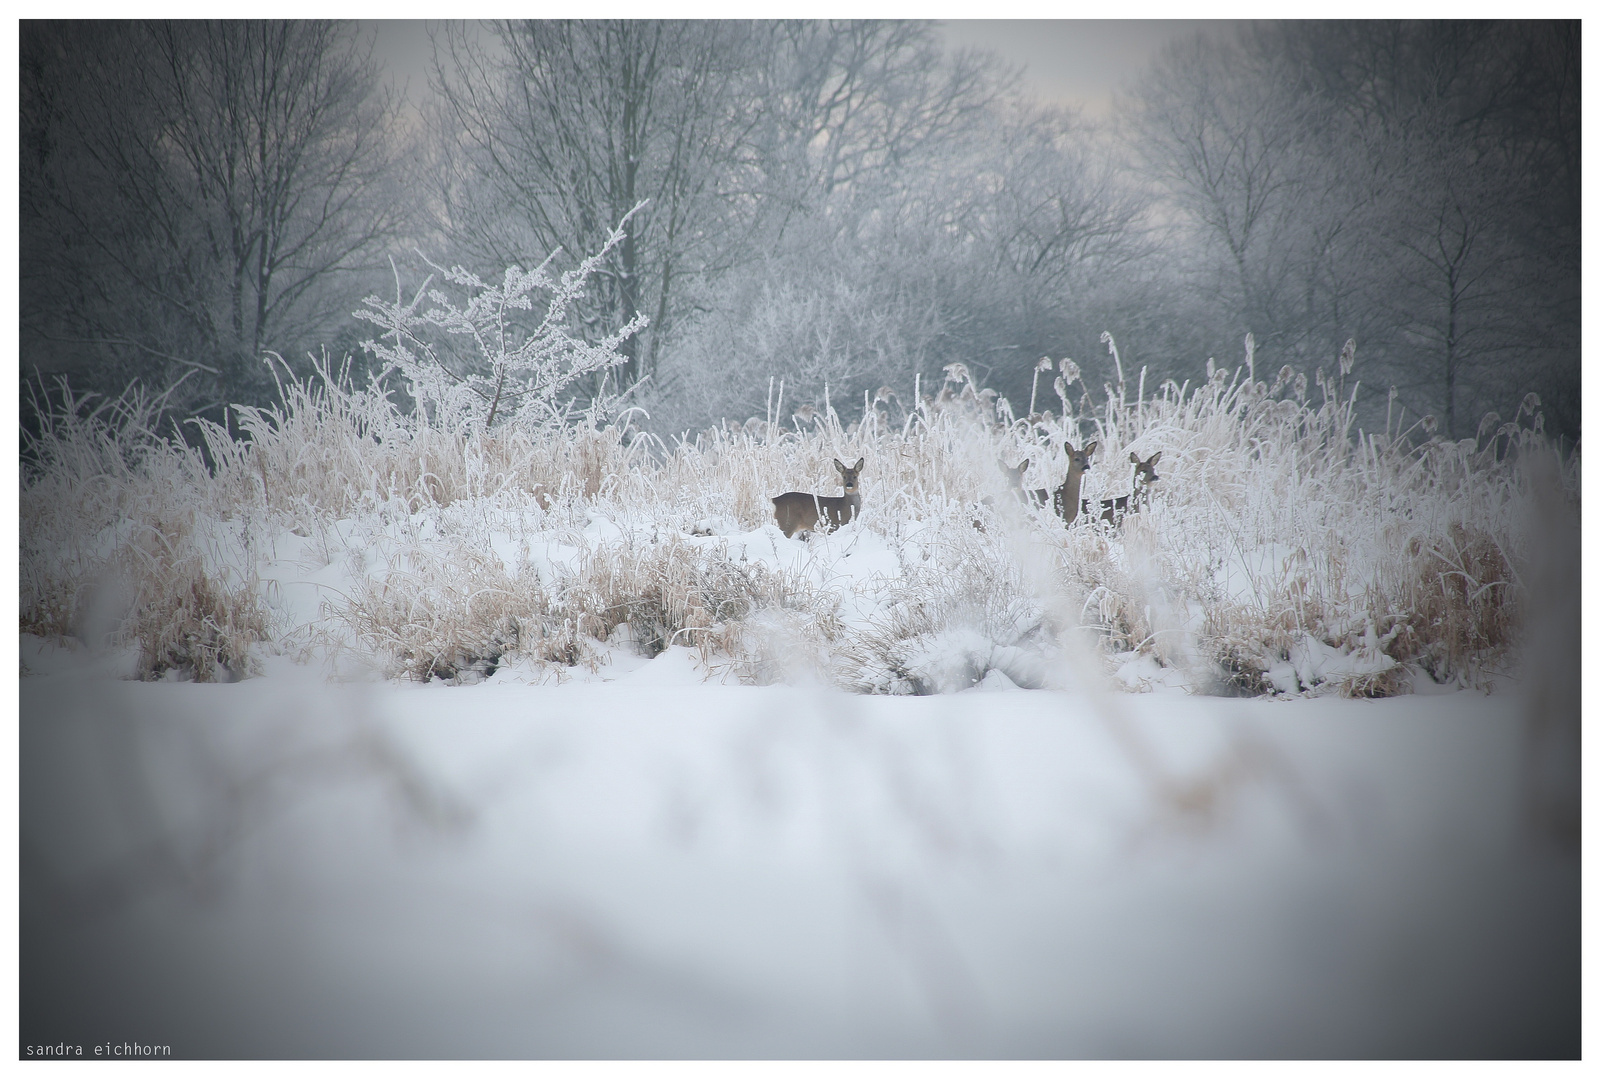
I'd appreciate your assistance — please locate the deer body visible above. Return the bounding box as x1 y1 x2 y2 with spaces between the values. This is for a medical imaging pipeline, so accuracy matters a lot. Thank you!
1052 441 1098 524
1085 493 1129 524
1082 450 1162 525
773 457 865 538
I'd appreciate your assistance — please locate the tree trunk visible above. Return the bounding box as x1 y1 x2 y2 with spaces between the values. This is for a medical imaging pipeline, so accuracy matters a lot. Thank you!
1444 284 1458 440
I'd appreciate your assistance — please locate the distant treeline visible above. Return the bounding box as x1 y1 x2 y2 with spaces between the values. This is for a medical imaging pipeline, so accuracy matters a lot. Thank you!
20 20 1579 441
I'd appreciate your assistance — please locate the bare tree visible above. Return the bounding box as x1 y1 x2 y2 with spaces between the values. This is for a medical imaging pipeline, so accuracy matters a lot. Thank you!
651 94 1155 432
1118 20 1580 439
1364 106 1515 437
1264 19 1580 438
761 21 1013 206
427 20 1021 410
21 21 412 417
428 20 775 389
1124 32 1372 367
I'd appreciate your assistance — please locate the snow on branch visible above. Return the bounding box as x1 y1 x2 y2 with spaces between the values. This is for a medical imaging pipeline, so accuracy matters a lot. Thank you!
354 204 649 433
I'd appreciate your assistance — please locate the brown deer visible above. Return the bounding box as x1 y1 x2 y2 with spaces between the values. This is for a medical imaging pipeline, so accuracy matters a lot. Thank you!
1051 441 1098 524
772 457 865 538
1003 459 1050 509
1082 450 1163 525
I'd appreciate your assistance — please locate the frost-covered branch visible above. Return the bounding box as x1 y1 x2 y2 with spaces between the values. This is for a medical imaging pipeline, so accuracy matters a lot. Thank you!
354 205 649 433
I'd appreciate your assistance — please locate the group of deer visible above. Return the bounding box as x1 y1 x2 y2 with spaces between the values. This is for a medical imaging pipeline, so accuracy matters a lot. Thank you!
1006 442 1163 526
769 445 1161 538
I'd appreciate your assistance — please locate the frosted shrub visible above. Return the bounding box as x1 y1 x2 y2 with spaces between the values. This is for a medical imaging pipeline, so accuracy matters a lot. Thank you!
353 207 648 434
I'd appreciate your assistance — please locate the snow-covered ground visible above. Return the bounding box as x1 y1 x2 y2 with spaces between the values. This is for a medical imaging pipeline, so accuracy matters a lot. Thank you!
20 636 1578 1059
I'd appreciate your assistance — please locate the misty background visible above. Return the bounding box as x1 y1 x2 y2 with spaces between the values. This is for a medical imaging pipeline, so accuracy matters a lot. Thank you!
17 20 1583 1060
19 19 1580 443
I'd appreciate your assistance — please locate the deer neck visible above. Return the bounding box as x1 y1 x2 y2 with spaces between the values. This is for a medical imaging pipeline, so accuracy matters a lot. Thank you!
1131 471 1154 509
1063 468 1086 507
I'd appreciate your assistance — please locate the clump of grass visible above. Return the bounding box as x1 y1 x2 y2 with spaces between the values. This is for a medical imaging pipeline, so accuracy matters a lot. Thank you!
836 514 1060 694
22 377 268 680
1032 345 1571 693
565 535 804 657
1389 522 1518 684
340 545 544 682
120 541 267 682
337 523 832 683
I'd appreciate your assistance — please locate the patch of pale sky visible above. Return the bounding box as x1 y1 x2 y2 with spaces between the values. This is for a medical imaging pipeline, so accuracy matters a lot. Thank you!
938 20 1244 115
365 17 1247 117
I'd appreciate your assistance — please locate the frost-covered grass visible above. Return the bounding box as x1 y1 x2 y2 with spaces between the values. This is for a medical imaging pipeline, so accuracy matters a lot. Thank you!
20 341 1576 697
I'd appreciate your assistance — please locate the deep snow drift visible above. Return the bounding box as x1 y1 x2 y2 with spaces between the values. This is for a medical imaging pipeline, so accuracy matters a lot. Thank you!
20 638 1577 1059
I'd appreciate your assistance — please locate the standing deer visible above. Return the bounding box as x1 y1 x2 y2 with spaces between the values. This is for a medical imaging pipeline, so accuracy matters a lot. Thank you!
1083 450 1163 525
1052 441 1098 524
1003 459 1050 509
772 457 865 538
973 458 1042 530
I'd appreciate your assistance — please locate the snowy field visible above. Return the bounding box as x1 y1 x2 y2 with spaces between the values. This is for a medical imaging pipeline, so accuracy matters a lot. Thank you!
18 351 1581 1059
20 635 1578 1059
18 19 1583 1064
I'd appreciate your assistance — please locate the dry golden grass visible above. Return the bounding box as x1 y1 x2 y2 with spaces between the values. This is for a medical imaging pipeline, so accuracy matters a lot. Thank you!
21 352 1573 692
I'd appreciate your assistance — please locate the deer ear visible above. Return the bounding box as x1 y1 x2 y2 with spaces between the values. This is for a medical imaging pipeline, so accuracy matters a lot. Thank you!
1063 441 1075 454
853 457 864 471
1129 451 1140 463
834 458 846 472
1149 451 1162 465
1020 459 1030 471
1084 442 1098 456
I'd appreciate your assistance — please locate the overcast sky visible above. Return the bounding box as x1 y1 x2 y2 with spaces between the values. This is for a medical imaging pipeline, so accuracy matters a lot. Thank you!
372 19 1244 116
939 20 1244 114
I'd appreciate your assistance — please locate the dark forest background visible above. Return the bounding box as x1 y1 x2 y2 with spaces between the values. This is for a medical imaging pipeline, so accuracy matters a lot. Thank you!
19 20 1580 443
